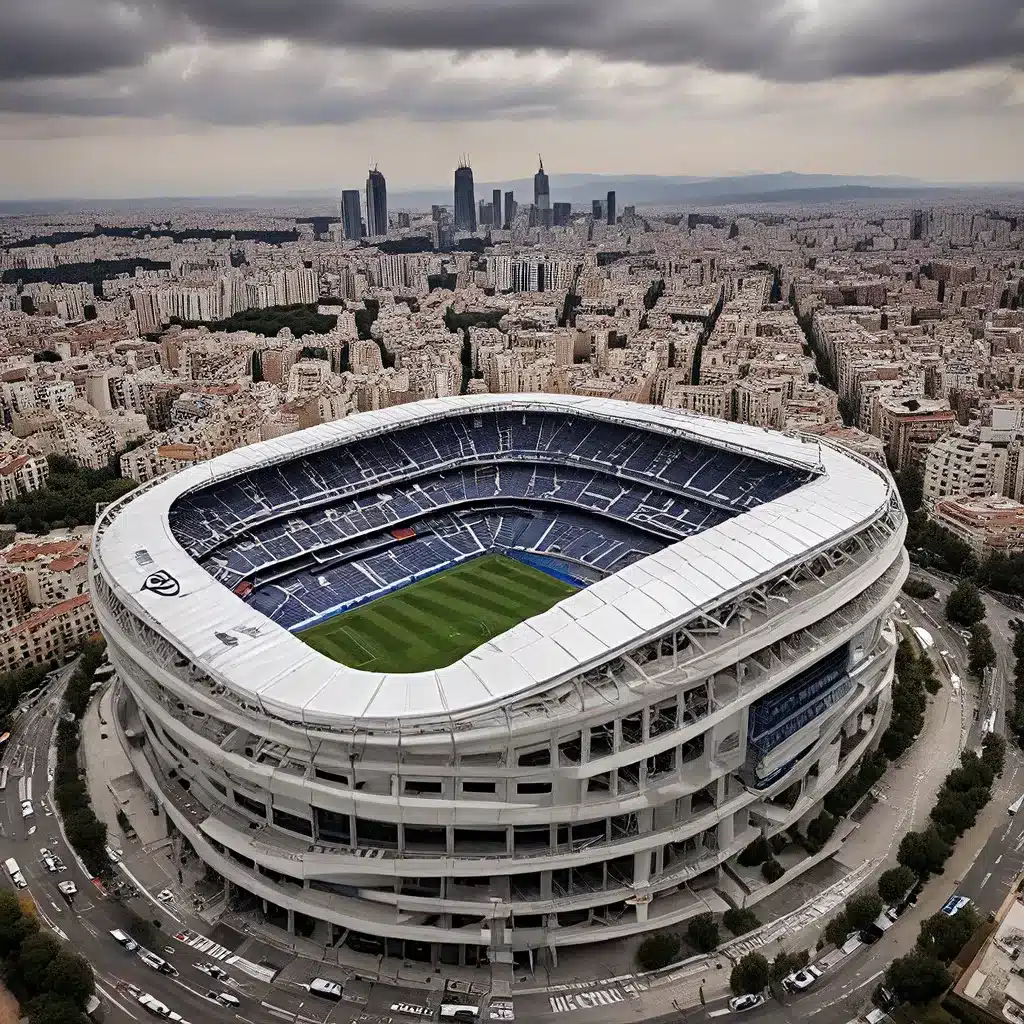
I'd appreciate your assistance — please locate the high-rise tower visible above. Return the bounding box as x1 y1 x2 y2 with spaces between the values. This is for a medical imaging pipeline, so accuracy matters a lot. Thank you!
340 190 363 240
534 156 551 228
606 190 616 226
365 167 388 237
454 159 476 232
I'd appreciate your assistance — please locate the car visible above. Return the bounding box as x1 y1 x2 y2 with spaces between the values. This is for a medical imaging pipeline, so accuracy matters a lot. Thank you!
105 846 120 863
26 826 36 836
21 800 34 818
58 880 78 897
157 889 175 903
140 953 179 977
207 992 240 1007
885 905 900 922
39 847 52 858
782 965 824 992
728 993 766 1012
137 993 171 1016
193 963 229 980
42 856 59 873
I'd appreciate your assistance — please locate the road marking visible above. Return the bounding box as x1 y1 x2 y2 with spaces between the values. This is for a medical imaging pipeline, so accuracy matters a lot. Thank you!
548 988 627 1012
997 855 1003 864
96 980 137 1020
708 1010 732 1018
981 872 992 888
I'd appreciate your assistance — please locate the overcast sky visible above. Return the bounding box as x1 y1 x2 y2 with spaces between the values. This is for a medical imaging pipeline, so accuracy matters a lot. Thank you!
2 0 1022 199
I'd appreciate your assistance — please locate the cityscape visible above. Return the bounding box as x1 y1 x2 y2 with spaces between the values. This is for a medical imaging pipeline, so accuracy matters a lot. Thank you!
1 4 1024 1024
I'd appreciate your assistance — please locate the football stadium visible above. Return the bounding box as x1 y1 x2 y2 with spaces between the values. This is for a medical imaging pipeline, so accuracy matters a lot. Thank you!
90 394 908 967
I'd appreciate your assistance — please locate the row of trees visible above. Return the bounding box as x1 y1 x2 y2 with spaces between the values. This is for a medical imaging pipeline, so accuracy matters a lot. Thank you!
884 903 982 1006
0 454 136 534
635 912 722 970
53 641 110 877
729 946 812 996
0 661 52 735
895 733 1005 881
1007 624 1024 747
0 889 96 1024
170 302 338 339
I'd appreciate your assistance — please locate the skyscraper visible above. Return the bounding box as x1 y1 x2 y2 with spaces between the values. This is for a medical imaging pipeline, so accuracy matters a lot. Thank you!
492 189 502 230
534 156 551 228
553 202 571 227
365 167 388 237
340 190 363 240
606 190 616 226
454 160 476 232
503 191 516 229
592 199 604 220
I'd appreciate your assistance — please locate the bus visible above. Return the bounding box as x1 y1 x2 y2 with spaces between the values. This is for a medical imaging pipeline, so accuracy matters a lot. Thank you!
1010 794 1024 816
4 858 27 889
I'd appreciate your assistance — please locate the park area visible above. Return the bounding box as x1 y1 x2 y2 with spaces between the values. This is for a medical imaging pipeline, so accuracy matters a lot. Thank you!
299 553 578 673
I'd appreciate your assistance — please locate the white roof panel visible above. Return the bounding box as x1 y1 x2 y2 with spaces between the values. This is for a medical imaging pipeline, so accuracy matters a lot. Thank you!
94 394 894 725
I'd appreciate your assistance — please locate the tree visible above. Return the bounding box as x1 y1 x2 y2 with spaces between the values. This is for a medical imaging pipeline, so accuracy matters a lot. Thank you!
251 350 264 383
895 464 924 513
636 932 681 970
770 949 809 983
806 810 838 851
916 907 980 964
761 858 785 883
737 836 772 866
723 908 760 937
969 625 997 678
878 865 916 904
26 994 90 1024
18 931 62 994
687 912 719 953
902 578 936 600
730 952 771 995
824 913 851 948
845 893 884 932
945 581 985 628
885 952 952 1005
46 949 95 1006
898 826 951 878
0 890 36 957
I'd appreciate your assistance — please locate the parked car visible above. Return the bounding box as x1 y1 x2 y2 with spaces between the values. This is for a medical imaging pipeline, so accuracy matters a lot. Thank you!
105 846 120 863
193 963 228 980
58 880 78 898
157 889 175 903
782 965 824 992
728 993 766 1012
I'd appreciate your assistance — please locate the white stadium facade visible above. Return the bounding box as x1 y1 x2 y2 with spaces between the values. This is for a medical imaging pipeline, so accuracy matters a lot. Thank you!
90 394 907 968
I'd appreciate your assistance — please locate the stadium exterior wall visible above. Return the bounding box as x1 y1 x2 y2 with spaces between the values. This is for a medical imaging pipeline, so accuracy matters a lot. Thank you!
89 398 907 964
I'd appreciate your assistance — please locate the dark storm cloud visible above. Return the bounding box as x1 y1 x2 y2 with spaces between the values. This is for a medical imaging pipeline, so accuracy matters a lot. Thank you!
155 0 1024 81
0 0 188 80
0 0 1021 123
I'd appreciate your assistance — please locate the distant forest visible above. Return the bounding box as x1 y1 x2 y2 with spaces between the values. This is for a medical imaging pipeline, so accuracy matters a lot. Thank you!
170 302 338 338
9 225 300 247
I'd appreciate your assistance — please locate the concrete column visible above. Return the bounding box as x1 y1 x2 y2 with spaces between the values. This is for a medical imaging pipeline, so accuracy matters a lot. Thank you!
287 908 295 935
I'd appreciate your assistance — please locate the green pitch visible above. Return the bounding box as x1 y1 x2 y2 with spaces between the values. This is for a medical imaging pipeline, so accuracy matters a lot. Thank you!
298 553 578 673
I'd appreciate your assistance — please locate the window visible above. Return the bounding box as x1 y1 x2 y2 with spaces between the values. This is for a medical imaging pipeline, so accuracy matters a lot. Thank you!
314 768 349 786
404 780 443 796
233 791 265 818
462 781 496 794
273 808 312 837
517 782 551 795
517 747 550 767
315 806 350 844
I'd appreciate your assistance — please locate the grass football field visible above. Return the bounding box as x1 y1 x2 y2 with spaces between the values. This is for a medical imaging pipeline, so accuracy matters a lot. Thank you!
298 553 578 673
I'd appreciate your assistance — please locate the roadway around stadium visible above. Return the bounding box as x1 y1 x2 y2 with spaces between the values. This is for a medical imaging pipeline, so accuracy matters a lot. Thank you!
298 553 578 672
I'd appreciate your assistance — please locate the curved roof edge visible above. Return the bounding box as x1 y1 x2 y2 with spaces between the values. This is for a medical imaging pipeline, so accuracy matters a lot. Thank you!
94 394 894 725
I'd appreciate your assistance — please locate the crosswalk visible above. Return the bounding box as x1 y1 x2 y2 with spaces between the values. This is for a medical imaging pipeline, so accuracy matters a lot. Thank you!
173 928 232 960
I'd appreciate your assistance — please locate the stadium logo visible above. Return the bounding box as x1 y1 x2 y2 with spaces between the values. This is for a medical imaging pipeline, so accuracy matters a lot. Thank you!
141 570 181 597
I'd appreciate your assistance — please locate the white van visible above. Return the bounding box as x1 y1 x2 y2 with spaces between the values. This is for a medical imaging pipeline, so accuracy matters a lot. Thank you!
137 993 170 1016
214 993 240 1007
440 1005 480 1021
308 978 343 1001
110 929 139 951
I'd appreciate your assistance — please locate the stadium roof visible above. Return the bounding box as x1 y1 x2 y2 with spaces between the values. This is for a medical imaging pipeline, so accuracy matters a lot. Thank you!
95 394 894 726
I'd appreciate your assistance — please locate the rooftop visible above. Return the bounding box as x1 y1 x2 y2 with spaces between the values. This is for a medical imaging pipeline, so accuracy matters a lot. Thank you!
93 394 894 727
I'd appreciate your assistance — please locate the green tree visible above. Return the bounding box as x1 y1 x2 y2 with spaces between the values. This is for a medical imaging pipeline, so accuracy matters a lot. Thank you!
761 858 785 883
878 865 916 904
26 994 90 1024
945 581 985 627
730 952 771 995
18 931 62 994
898 826 952 878
46 949 95 1007
687 912 719 953
845 893 884 932
770 949 809 982
824 913 851 948
737 836 772 866
885 952 952 1005
636 932 681 970
723 908 760 937
895 464 924 513
0 890 37 957
969 624 997 677
902 578 936 600
916 907 980 964
806 810 838 851
251 350 264 383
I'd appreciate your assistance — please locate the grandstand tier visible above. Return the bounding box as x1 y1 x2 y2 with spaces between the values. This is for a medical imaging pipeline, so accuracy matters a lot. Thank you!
90 395 907 966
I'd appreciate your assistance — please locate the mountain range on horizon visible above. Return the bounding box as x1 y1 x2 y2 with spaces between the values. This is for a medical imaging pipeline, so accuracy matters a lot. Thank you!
2 171 1023 214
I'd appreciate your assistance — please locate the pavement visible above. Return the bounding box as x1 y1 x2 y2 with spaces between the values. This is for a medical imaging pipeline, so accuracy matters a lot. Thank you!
5 572 1023 1024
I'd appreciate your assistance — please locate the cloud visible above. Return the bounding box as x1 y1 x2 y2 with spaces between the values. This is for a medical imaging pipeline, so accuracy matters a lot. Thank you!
0 0 1020 128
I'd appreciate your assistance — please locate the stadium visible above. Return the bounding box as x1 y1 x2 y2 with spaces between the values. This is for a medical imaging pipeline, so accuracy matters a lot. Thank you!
89 394 907 968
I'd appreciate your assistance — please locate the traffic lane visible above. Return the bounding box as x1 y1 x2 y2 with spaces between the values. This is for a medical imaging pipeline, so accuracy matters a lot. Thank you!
956 813 1024 917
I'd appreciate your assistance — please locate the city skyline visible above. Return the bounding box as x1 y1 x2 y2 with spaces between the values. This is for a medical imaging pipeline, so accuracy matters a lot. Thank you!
1 0 1022 198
